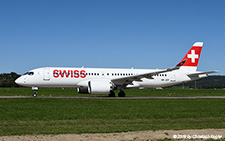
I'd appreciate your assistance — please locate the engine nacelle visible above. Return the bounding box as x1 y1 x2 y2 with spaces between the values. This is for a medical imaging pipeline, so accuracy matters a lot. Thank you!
77 87 89 94
88 80 111 94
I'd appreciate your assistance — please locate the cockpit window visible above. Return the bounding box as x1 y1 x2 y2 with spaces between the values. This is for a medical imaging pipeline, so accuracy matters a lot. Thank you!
28 72 34 75
23 72 34 76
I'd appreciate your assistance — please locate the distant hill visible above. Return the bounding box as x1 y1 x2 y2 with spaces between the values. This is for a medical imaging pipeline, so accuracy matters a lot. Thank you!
174 75 225 89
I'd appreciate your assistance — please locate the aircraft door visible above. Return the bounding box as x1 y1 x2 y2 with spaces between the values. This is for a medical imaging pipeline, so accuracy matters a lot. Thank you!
43 68 50 81
170 72 176 83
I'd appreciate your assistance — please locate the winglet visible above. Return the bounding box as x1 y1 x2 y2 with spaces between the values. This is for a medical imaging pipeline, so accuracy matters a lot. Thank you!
176 59 187 67
169 59 188 71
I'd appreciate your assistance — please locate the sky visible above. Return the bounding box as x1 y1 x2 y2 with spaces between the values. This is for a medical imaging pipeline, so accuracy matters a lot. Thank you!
0 0 225 75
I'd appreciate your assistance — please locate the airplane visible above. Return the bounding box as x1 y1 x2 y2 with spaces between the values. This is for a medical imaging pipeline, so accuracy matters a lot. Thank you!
15 42 218 97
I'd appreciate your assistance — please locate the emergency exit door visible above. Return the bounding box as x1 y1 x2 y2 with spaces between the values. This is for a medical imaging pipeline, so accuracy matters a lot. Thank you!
43 68 50 81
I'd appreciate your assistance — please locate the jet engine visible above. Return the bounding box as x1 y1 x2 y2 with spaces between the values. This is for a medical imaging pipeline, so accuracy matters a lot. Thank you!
77 80 112 94
88 80 111 94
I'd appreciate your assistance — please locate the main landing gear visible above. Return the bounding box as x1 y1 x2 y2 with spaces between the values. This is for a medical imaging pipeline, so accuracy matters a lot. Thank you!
118 90 125 97
108 90 126 97
109 90 115 97
32 87 38 97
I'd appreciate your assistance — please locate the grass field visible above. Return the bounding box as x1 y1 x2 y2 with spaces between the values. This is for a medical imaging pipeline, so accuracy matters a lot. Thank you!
0 87 225 97
0 98 225 136
0 88 225 136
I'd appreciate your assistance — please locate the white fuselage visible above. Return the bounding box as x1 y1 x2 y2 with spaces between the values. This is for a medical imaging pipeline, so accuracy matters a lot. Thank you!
16 67 201 89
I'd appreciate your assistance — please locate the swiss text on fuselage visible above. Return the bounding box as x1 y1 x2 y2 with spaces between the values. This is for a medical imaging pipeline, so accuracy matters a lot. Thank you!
53 70 86 78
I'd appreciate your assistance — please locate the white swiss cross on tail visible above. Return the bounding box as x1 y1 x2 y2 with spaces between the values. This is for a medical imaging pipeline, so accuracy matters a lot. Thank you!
176 42 203 69
188 50 199 63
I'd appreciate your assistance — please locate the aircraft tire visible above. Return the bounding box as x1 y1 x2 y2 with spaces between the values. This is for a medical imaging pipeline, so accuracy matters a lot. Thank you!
108 90 115 97
33 92 37 97
118 90 125 97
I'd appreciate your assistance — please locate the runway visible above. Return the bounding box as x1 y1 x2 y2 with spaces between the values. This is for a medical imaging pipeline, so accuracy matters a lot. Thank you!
1 96 225 99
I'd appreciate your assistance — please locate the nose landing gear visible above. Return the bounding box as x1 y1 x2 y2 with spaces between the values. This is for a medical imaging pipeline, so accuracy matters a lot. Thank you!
32 87 38 97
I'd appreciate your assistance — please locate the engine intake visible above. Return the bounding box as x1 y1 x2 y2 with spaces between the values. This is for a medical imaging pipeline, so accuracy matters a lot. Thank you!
77 87 89 94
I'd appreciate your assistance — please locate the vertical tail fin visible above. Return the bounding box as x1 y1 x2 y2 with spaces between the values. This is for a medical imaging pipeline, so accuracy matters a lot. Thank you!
176 42 203 72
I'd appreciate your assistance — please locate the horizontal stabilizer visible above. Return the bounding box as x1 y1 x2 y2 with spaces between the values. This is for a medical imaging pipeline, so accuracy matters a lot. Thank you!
187 71 219 77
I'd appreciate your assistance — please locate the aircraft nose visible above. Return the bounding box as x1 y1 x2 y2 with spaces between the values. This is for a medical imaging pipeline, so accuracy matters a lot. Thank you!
15 77 23 85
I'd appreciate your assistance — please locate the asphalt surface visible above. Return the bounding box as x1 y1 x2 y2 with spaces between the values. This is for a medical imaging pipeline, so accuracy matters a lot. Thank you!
1 96 225 99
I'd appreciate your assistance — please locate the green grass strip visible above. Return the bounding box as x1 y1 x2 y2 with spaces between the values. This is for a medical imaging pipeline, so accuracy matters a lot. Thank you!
0 98 225 136
0 88 225 97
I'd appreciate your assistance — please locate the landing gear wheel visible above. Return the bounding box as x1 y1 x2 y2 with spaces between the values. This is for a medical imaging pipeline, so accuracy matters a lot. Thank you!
32 87 38 97
33 92 37 97
108 90 115 97
118 90 125 97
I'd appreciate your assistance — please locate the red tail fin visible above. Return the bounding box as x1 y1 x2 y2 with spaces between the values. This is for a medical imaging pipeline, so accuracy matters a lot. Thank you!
176 42 203 67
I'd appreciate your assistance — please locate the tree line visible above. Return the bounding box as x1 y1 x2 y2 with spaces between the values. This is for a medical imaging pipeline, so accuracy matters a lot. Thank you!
0 72 225 89
0 72 21 87
176 75 225 89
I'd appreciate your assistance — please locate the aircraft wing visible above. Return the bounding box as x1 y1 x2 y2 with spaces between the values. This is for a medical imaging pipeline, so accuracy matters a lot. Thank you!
111 59 187 86
111 62 186 86
187 71 219 77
